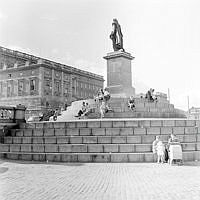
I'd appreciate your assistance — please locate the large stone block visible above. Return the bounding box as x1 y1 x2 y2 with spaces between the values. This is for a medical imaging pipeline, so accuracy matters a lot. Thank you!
119 144 134 153
138 120 150 127
4 137 13 144
160 127 173 135
76 121 87 128
70 136 83 144
10 144 20 152
15 130 24 137
182 143 196 151
33 129 43 137
183 152 194 161
135 144 151 152
43 122 54 129
186 120 196 127
0 144 10 152
53 122 65 129
141 135 155 144
13 137 22 144
120 128 133 136
44 137 57 144
24 129 33 137
45 145 58 153
144 153 154 162
127 136 141 144
44 129 55 136
79 128 91 136
162 120 175 127
65 122 76 128
134 128 146 135
106 128 120 136
176 135 184 143
185 127 197 134
26 123 36 129
57 137 70 144
20 144 32 152
22 137 32 144
172 127 184 135
159 135 169 142
72 144 87 152
150 120 162 127
92 154 110 162
19 154 32 161
194 151 200 161
196 143 200 151
197 135 200 142
128 153 144 162
46 154 61 162
33 154 46 161
111 154 128 162
35 123 44 129
101 121 112 128
175 120 185 127
78 154 92 162
98 136 112 144
124 121 138 127
104 144 118 152
83 136 97 144
113 121 125 128
61 154 78 162
87 121 101 128
91 128 105 136
33 137 44 144
147 127 160 135
66 128 79 136
184 135 197 143
112 136 126 144
55 129 66 136
32 144 44 152
88 144 103 153
59 145 72 152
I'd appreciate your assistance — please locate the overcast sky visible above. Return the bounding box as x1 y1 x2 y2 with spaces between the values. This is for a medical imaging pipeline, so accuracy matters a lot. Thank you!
1 0 200 111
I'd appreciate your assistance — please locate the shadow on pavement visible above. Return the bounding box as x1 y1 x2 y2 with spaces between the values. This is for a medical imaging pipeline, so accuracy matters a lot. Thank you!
0 167 8 174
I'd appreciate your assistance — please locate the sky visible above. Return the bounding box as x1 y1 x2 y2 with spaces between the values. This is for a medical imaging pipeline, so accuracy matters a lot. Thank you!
1 0 200 111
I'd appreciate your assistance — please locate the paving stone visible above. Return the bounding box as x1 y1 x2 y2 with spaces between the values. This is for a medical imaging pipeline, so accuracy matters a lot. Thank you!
105 128 120 136
57 137 70 144
70 136 83 144
20 145 32 152
120 128 133 136
79 128 92 136
100 121 113 128
83 136 97 144
124 121 139 127
97 136 112 144
44 137 57 144
104 144 118 153
111 154 128 162
45 145 58 152
32 144 44 152
92 128 106 136
33 137 44 144
44 129 55 136
54 129 66 136
147 127 160 135
162 120 175 127
33 129 43 137
88 144 103 153
66 128 79 136
127 136 142 144
134 128 146 135
24 129 33 137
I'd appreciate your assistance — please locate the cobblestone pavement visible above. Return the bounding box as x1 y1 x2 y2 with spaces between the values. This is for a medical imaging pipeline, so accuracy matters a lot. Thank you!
0 160 200 200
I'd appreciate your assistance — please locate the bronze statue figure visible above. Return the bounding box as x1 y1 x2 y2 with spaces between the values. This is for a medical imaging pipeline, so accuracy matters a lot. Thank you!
110 19 124 52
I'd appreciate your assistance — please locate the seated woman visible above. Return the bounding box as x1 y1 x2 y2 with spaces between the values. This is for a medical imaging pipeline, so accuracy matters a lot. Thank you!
128 96 135 111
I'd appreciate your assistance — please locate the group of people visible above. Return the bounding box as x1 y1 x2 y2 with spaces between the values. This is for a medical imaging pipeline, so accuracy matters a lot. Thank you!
75 102 90 119
152 133 181 164
145 88 157 102
95 88 111 118
128 96 135 111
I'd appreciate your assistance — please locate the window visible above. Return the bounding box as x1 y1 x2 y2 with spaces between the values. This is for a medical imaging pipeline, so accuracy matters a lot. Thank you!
18 80 24 96
7 81 13 97
30 79 36 91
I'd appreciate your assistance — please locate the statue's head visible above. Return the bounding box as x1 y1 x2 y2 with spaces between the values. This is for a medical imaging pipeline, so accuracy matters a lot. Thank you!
112 18 118 25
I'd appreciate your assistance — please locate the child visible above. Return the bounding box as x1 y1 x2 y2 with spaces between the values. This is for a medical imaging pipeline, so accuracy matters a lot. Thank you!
156 141 165 163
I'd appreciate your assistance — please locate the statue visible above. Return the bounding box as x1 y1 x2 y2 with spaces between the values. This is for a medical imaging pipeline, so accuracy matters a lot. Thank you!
110 19 124 52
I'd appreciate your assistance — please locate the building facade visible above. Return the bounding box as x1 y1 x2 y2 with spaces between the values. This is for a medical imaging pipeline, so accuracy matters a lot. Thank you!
0 46 104 117
188 107 200 119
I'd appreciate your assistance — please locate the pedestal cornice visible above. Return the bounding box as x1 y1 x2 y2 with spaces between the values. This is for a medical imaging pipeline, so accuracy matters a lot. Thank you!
103 51 134 60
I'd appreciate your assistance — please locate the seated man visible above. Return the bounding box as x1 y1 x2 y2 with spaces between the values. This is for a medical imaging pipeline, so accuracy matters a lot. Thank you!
75 102 86 118
128 96 135 111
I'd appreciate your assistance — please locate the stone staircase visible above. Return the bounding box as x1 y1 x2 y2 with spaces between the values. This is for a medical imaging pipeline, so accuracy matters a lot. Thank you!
0 119 200 162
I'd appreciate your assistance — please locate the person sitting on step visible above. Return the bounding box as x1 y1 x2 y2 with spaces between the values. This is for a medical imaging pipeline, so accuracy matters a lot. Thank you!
128 96 135 111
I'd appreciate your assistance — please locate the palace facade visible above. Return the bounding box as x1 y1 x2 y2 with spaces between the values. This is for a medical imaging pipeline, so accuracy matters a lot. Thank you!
0 46 104 117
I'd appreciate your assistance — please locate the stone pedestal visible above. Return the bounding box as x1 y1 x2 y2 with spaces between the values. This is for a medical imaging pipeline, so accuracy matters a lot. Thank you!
103 51 135 98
